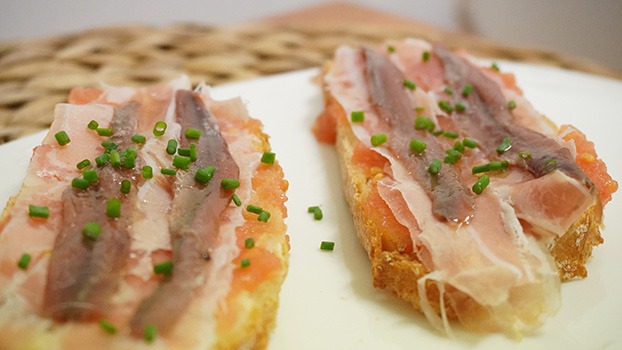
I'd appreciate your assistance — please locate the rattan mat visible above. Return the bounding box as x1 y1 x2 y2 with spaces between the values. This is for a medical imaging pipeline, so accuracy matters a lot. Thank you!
1 23 619 144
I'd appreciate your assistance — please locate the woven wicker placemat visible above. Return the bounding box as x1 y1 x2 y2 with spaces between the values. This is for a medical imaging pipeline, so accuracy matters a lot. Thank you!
1 23 619 144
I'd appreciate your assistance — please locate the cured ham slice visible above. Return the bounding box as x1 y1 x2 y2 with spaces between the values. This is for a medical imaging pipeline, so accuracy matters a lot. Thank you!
315 39 617 337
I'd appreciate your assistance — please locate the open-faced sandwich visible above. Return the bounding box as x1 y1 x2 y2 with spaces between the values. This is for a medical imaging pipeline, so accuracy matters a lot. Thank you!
314 38 617 336
0 76 289 349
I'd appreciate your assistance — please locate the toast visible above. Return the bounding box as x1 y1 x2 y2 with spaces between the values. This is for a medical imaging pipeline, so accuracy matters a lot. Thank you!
0 76 289 349
314 39 617 336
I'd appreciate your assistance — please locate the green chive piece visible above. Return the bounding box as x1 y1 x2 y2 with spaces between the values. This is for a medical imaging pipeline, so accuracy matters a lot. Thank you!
320 241 335 251
351 111 365 123
83 169 98 183
428 159 442 175
444 87 454 95
261 152 276 165
258 211 270 222
54 131 71 146
87 120 99 130
189 143 197 162
496 136 512 154
99 320 117 335
414 115 435 131
240 258 251 268
247 205 263 214
462 84 473 97
185 128 202 139
453 141 465 153
144 324 157 343
28 205 49 219
76 159 91 170
472 164 491 174
123 154 136 169
177 147 190 157
308 206 323 220
491 63 500 72
519 151 532 160
473 174 490 195
120 179 131 194
153 121 167 137
172 155 191 170
17 253 32 270
153 260 173 275
442 131 459 139
387 46 395 53
109 151 121 167
455 103 466 112
106 198 121 218
95 153 110 167
463 138 478 149
415 106 425 112
544 159 558 173
82 222 101 241
71 177 90 190
166 139 178 155
489 160 510 171
370 133 387 146
231 194 242 207
444 149 462 165
409 139 427 153
142 165 153 179
403 79 417 90
432 130 444 136
96 128 113 137
131 134 146 144
245 237 255 249
438 100 454 113
161 168 177 176
422 51 430 62
508 100 517 110
221 178 240 190
101 140 118 152
195 166 216 185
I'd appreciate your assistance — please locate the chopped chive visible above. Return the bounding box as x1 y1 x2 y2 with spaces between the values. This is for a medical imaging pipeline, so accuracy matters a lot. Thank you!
131 134 146 144
403 79 417 90
444 149 462 165
231 194 242 207
462 84 473 97
544 159 558 173
438 100 454 113
387 45 395 53
247 205 263 214
144 324 157 343
221 178 240 190
189 144 197 162
166 139 178 155
54 131 71 146
428 159 442 175
245 237 255 249
195 166 216 185
17 253 31 270
83 169 98 183
96 128 112 137
308 206 323 220
370 133 387 146
95 153 110 167
258 211 270 222
444 87 453 95
99 320 117 335
101 140 118 152
160 168 177 176
489 160 510 171
351 111 365 123
453 141 465 153
172 155 191 170
153 260 173 275
415 106 425 112
508 100 517 110
472 164 491 174
455 103 466 112
463 137 478 149
240 258 251 268
409 138 427 153
496 136 512 154
491 63 500 72
177 147 190 157
422 51 430 62
441 131 459 139
28 205 49 219
87 120 99 130
185 128 202 140
472 174 490 194
76 159 91 170
142 165 153 179
120 179 131 194
106 198 121 218
82 222 101 241
109 151 121 167
320 241 335 251
261 152 276 165
153 121 167 137
123 154 136 169
519 151 532 160
71 177 90 190
414 115 435 131
432 130 444 136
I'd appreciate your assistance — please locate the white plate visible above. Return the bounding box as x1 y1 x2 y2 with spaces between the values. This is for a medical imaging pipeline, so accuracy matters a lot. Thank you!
1 64 621 350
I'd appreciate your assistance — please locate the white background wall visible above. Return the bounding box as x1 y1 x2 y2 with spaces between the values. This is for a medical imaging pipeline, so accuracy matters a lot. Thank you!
1 0 621 74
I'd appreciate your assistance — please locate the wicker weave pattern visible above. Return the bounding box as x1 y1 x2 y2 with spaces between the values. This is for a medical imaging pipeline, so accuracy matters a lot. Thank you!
0 23 618 144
